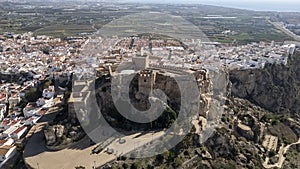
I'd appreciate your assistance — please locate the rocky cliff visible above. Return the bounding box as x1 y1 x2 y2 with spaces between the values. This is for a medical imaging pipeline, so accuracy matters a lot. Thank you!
230 48 300 114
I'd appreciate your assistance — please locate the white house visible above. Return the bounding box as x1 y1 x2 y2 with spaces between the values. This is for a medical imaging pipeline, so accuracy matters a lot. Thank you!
23 103 36 117
0 119 11 130
42 97 54 109
23 116 41 126
11 110 22 117
23 110 36 118
23 81 38 88
8 96 21 107
0 145 17 162
3 126 18 138
42 86 55 99
0 104 6 121
33 74 43 80
0 119 21 130
11 126 27 140
18 92 25 97
0 138 14 147
36 98 46 107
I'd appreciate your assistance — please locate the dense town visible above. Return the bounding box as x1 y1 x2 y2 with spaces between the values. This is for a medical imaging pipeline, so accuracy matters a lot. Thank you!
0 31 298 168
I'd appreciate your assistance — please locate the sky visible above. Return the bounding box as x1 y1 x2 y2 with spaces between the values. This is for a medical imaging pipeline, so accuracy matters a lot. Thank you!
11 0 300 12
120 0 300 12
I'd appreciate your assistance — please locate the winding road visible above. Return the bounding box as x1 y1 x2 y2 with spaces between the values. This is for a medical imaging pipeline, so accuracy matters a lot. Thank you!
263 138 300 169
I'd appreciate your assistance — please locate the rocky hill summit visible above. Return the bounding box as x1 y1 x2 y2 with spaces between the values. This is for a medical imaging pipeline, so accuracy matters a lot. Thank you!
230 48 300 114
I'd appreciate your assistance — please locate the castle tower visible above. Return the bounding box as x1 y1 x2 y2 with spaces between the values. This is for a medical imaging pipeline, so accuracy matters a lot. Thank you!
132 48 149 71
138 70 156 96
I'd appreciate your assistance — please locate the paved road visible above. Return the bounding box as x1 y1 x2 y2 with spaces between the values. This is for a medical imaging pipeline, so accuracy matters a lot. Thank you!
268 20 300 41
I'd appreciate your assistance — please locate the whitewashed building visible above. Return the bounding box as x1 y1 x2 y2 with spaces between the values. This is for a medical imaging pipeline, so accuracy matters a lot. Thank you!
10 126 27 140
36 98 46 107
0 104 6 121
42 86 55 99
0 138 14 147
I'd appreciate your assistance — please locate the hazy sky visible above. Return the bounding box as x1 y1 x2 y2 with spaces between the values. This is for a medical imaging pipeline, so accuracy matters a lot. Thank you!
121 0 300 12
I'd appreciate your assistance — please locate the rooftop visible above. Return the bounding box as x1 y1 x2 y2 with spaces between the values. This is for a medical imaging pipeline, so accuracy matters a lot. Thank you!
0 145 14 157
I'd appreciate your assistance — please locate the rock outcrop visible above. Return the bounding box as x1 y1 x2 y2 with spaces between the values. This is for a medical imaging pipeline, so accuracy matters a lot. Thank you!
44 127 56 145
230 48 300 114
44 125 65 146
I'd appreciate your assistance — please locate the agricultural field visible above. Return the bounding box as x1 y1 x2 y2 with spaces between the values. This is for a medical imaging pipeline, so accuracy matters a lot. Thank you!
0 1 297 44
185 16 292 44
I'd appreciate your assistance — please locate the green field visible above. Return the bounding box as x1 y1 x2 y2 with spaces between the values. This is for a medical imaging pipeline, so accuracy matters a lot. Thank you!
0 1 296 43
186 16 292 44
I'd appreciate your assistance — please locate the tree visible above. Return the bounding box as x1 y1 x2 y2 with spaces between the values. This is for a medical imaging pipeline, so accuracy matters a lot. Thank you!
130 162 141 169
268 150 276 157
156 106 177 128
167 151 176 163
25 88 39 102
174 157 183 167
155 154 164 164
122 163 129 169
